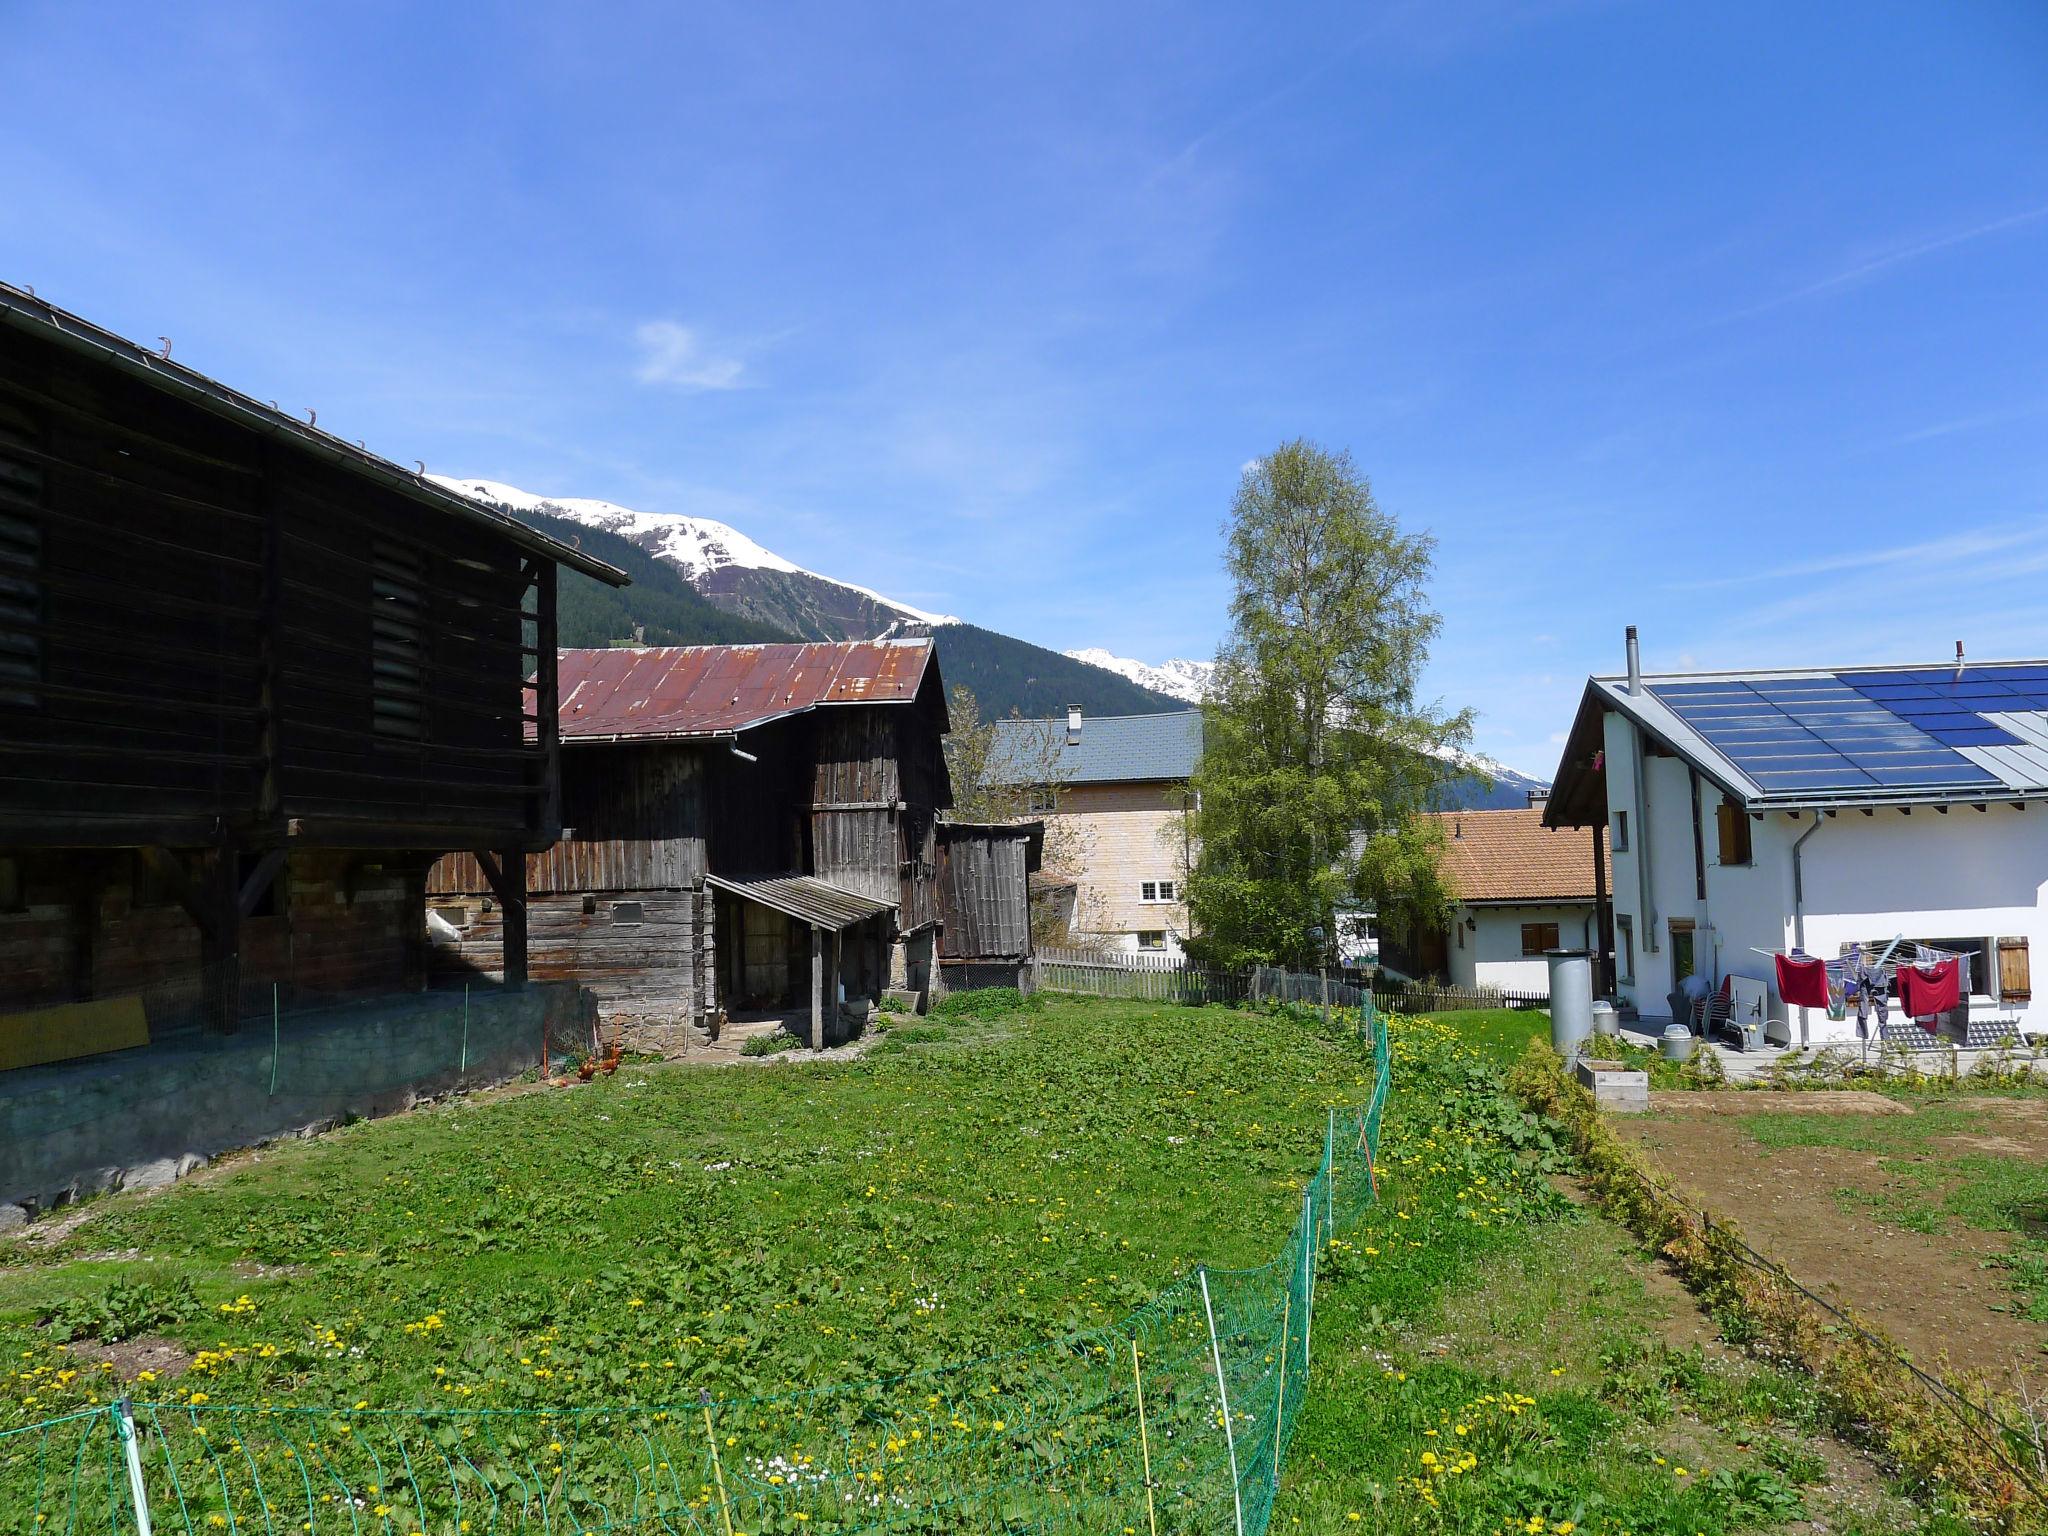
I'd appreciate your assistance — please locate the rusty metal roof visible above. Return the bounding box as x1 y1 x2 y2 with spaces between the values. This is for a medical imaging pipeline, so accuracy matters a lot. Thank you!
705 873 894 930
557 639 936 741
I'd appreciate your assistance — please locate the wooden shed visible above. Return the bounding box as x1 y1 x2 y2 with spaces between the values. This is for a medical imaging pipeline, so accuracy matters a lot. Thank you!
935 820 1044 991
0 282 626 1071
428 639 954 1047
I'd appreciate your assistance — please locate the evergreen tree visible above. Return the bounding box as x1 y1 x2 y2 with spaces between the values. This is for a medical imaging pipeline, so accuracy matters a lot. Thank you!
1188 439 1469 967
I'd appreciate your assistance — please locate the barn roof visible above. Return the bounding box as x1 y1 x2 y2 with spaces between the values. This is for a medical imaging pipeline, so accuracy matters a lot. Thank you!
0 281 627 585
1425 808 1606 905
557 639 938 741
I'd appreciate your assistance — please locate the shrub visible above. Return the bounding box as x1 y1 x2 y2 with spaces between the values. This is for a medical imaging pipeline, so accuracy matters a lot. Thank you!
739 1033 799 1058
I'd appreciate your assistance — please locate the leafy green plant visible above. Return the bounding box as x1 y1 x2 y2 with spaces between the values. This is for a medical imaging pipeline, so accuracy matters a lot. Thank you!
45 1275 198 1343
930 986 1041 1020
739 1032 799 1057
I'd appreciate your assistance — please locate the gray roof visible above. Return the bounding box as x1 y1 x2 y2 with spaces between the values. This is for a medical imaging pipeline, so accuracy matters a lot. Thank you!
1547 659 2048 826
988 710 1203 786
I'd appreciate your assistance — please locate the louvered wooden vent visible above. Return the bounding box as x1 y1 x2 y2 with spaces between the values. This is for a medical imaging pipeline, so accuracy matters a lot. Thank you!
371 540 426 740
0 404 43 709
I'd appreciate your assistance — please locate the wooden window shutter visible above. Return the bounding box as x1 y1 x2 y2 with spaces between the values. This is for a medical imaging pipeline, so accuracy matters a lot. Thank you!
1997 936 2030 1005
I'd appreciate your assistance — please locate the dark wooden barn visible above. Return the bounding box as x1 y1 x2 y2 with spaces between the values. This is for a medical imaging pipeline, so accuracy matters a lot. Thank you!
428 639 956 1048
935 821 1043 990
0 281 626 1075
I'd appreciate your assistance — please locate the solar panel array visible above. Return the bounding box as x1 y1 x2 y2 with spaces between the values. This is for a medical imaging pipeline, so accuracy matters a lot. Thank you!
1653 672 2001 795
1839 666 2048 745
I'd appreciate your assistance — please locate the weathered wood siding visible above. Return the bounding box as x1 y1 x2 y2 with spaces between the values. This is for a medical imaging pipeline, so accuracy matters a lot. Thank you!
428 743 707 895
432 888 714 1024
0 323 555 851
936 829 1032 961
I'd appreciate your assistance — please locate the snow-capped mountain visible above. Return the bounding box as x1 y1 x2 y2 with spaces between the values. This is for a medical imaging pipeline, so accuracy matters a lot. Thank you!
434 477 958 636
1063 649 1215 704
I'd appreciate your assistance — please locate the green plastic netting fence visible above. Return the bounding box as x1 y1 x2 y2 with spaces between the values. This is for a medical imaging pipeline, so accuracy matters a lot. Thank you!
1 1004 1392 1536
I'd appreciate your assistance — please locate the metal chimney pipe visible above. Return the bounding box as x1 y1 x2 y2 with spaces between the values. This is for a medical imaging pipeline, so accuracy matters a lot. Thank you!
1625 626 1642 695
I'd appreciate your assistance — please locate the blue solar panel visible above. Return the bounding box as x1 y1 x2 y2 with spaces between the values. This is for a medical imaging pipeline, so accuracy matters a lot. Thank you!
1651 672 2009 795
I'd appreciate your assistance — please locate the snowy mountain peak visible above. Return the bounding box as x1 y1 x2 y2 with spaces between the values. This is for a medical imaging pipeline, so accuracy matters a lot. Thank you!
433 476 958 626
1063 649 1214 704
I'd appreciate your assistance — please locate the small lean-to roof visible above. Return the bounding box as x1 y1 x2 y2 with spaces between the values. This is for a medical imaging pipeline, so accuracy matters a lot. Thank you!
557 639 937 741
1425 808 1606 905
0 282 627 586
987 709 1203 786
704 873 894 930
1546 658 2048 826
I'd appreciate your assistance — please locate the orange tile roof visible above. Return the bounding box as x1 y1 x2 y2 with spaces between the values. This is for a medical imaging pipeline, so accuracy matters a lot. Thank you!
1425 807 1607 904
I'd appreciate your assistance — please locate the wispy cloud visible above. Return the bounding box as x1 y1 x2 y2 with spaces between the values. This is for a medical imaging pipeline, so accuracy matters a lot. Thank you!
632 321 746 390
1666 522 2048 592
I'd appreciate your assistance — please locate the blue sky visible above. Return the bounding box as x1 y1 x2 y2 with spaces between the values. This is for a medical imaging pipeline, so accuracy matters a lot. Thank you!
4 1 2046 776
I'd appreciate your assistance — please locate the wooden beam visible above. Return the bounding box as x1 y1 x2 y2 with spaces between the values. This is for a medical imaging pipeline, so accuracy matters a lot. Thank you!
138 845 217 938
831 928 843 1042
473 849 528 985
534 561 562 838
236 848 287 919
811 924 824 1052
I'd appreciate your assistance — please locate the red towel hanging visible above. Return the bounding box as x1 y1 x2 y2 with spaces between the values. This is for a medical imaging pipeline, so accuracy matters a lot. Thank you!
1775 952 1831 1009
1899 956 1960 1020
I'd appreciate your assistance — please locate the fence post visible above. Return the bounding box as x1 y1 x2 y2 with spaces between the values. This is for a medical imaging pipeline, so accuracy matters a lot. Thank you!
268 983 280 1097
116 1399 153 1536
1301 1191 1315 1371
1324 1109 1335 1234
1198 1266 1244 1536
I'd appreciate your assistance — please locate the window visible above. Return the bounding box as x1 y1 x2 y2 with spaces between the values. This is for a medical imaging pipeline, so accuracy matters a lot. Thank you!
1670 919 1697 983
1520 922 1560 957
371 540 426 741
1615 915 1635 984
1715 799 1753 866
0 404 44 710
1136 930 1167 950
1140 880 1177 904
1610 810 1629 852
1908 936 1992 999
1027 785 1057 814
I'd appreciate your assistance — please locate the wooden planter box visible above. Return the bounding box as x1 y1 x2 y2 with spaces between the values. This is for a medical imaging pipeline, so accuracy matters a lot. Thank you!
1574 1058 1649 1114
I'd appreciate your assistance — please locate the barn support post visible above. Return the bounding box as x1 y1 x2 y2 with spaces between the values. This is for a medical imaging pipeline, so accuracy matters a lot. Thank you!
474 849 528 987
810 924 825 1051
831 929 842 1042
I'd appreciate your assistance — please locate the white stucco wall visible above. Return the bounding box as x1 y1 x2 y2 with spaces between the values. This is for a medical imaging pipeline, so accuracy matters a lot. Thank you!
1449 903 1600 992
1601 711 2048 1042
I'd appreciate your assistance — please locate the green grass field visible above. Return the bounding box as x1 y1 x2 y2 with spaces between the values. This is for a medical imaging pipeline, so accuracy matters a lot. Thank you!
0 999 1963 1533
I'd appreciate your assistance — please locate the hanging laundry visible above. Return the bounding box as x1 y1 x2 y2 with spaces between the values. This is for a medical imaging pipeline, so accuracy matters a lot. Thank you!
1898 956 1960 1021
1775 951 1832 1009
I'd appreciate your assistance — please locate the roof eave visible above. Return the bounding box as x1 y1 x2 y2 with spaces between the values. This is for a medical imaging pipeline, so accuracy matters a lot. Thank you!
0 283 628 587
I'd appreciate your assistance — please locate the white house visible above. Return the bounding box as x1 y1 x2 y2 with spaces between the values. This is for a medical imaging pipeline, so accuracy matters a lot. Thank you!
1423 804 1606 994
1545 630 2042 1044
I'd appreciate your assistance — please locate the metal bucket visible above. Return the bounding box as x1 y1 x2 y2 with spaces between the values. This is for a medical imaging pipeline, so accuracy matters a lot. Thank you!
1590 1000 1619 1038
1660 1023 1696 1062
1547 949 1593 1057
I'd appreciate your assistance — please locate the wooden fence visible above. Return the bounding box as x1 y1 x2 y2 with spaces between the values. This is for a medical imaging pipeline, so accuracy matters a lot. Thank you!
1031 946 1550 1015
